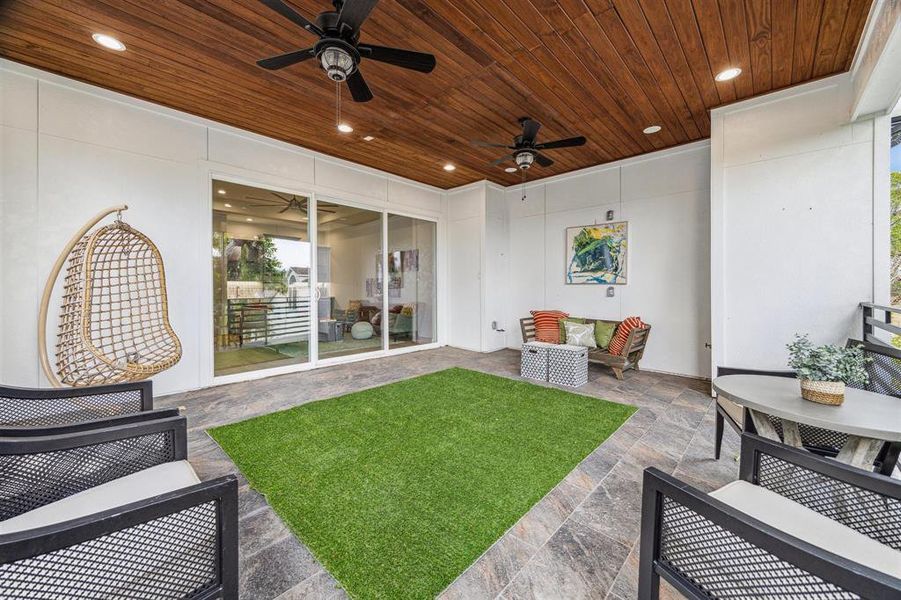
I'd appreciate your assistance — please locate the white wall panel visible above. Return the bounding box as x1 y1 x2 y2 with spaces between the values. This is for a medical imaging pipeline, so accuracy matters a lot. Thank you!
448 216 482 350
545 168 619 213
208 129 315 183
314 157 388 202
387 179 442 214
1 126 38 385
0 71 36 130
38 82 206 163
622 146 710 200
711 74 882 372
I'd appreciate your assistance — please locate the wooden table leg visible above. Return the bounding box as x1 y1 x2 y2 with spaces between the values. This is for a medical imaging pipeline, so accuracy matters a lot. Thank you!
779 420 804 449
835 436 884 470
749 410 783 443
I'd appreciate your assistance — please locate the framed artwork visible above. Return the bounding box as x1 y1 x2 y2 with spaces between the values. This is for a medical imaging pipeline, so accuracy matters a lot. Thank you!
565 222 628 285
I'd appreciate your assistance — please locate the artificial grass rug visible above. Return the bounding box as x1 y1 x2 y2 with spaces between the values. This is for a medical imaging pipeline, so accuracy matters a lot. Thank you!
209 368 635 599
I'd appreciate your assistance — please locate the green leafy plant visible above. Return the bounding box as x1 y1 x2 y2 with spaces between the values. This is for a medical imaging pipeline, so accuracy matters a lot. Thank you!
786 334 869 385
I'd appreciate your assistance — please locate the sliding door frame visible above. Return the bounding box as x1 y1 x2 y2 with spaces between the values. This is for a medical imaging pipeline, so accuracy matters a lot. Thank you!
206 170 443 385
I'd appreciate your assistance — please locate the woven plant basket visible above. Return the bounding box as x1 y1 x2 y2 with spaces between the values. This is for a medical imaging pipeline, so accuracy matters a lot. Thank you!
799 379 845 405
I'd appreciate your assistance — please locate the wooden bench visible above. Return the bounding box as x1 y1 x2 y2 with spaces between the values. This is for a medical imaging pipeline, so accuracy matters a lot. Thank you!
520 317 651 380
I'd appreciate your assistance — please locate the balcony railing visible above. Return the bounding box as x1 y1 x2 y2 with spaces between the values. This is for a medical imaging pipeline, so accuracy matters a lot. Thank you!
224 297 311 347
859 302 901 350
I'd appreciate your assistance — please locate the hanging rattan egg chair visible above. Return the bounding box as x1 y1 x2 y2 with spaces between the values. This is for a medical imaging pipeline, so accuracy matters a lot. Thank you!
39 205 182 387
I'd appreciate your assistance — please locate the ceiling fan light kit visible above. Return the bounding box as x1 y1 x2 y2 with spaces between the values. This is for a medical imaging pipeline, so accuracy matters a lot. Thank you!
258 0 436 105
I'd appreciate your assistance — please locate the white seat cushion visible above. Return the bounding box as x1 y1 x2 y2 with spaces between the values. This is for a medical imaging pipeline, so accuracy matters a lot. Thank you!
710 480 901 579
0 460 199 534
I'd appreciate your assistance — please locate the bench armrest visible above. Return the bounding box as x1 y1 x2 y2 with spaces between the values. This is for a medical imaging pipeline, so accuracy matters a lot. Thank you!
0 381 153 428
638 467 901 599
739 433 901 548
0 413 187 520
0 475 238 600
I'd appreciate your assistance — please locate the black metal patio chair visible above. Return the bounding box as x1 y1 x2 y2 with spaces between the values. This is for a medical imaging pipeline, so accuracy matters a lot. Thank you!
639 433 901 599
0 380 154 428
0 410 238 599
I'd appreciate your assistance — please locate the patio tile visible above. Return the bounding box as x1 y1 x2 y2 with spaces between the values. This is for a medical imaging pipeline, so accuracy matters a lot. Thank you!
239 506 292 557
509 480 589 549
274 571 348 600
501 520 630 600
439 531 536 600
568 464 644 546
240 535 322 599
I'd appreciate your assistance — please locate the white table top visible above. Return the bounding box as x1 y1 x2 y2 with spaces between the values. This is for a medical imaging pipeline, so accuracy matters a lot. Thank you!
712 375 901 441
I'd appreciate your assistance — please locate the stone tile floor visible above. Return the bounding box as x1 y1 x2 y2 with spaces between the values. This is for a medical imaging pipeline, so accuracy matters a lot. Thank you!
161 347 740 599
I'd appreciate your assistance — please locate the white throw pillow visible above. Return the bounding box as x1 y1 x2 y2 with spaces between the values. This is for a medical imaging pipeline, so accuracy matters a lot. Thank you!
565 321 597 348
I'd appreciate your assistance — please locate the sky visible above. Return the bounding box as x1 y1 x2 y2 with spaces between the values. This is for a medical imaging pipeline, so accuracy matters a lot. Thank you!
892 141 901 172
273 238 310 270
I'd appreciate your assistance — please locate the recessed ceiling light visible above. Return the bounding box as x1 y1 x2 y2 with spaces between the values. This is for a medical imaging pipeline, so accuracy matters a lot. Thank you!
217 189 226 195
337 123 353 133
643 125 662 134
245 218 253 222
223 203 232 208
91 33 126 52
715 67 742 82
363 135 375 141
505 167 518 173
443 164 456 172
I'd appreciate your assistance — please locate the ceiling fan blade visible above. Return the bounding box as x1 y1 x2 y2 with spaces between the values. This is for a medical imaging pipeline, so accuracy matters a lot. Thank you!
521 119 541 144
257 48 316 70
271 192 293 202
279 206 291 213
534 136 587 150
534 153 554 167
337 0 379 32
491 154 515 166
260 0 324 37
471 140 513 149
357 43 436 73
346 70 374 102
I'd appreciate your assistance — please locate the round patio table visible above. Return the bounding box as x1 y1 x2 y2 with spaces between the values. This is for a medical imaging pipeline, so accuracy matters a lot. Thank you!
712 374 901 470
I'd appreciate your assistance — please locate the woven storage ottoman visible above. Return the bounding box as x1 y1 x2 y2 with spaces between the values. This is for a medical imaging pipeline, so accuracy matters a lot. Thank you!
548 344 589 387
521 341 554 381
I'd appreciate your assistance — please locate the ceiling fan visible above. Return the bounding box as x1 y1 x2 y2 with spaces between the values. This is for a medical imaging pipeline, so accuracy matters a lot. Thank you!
472 117 587 170
244 193 336 214
256 0 437 103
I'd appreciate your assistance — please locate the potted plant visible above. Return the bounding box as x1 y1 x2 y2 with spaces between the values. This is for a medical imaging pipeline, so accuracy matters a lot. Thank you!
786 334 869 405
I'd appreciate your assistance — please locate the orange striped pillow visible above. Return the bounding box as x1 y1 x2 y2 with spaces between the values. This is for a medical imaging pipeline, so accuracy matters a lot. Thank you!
608 316 646 356
530 310 569 344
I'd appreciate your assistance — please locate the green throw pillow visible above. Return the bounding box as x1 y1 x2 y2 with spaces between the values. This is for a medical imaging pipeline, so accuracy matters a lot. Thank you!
558 317 586 343
595 321 617 349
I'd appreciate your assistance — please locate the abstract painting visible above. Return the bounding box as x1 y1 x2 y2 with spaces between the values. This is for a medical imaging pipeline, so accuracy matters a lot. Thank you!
565 222 628 285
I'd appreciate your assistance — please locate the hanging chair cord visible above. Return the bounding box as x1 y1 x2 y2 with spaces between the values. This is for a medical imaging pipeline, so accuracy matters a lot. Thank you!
38 205 129 387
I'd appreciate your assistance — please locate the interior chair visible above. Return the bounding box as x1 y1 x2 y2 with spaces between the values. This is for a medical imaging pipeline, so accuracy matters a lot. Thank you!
0 410 238 598
0 380 153 428
639 433 901 599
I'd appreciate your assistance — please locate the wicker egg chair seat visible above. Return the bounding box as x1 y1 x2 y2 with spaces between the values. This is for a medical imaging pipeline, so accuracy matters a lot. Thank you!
40 207 182 387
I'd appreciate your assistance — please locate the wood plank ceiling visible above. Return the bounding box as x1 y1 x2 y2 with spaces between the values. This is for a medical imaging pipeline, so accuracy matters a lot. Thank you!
0 0 872 189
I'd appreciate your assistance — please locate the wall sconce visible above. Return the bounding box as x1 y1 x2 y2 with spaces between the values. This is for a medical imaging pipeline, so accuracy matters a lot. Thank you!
606 210 615 221
606 286 615 297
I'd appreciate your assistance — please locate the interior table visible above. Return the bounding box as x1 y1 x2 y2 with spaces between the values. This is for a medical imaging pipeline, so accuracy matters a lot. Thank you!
712 374 901 472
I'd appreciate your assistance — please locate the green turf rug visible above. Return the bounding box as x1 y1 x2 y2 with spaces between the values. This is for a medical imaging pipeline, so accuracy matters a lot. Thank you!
209 367 635 599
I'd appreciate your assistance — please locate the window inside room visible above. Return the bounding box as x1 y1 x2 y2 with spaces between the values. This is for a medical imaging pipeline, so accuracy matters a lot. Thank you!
212 180 312 376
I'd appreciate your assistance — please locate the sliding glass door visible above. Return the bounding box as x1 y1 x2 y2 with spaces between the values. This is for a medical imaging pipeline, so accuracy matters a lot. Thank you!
212 180 312 376
316 201 385 359
386 214 437 349
212 181 438 377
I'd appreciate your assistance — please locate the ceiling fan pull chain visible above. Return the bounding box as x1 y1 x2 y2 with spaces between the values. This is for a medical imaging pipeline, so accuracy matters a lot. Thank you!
336 80 341 129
